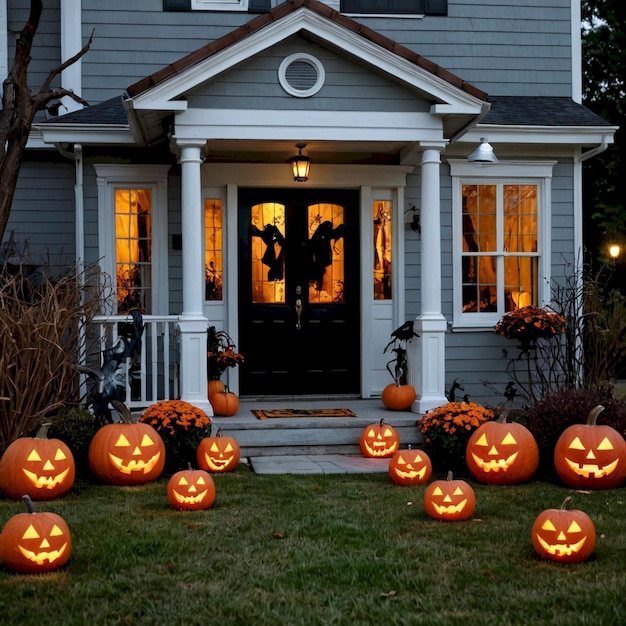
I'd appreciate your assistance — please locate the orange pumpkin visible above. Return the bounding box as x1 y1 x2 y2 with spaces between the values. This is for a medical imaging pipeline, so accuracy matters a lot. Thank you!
381 383 416 411
207 379 225 399
423 471 475 521
554 405 626 490
167 464 216 511
0 423 75 500
88 401 165 485
0 495 71 573
388 447 432 486
196 429 241 473
465 410 539 484
532 496 596 563
359 419 400 458
209 387 239 417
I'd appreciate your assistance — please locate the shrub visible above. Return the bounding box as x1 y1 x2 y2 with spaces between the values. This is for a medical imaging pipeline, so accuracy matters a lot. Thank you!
48 406 97 476
138 400 212 473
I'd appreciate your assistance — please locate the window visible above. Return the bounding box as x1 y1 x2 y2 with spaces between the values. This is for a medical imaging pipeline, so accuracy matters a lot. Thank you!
340 0 447 15
164 0 250 11
450 161 555 328
95 165 170 315
373 200 392 300
204 199 224 301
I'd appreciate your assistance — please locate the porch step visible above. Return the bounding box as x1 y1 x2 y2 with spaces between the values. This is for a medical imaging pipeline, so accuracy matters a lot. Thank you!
211 400 423 458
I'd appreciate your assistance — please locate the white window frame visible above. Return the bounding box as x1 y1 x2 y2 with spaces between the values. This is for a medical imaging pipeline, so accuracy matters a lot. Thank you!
191 0 249 11
95 164 170 316
449 160 556 329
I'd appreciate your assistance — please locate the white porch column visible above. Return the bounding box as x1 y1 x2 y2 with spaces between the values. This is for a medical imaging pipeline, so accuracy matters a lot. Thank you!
177 140 212 414
410 145 448 414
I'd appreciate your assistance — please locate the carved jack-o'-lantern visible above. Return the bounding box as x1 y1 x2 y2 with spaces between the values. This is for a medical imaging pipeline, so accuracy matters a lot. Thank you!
88 401 165 485
554 405 626 490
532 496 596 563
388 447 432 486
465 410 539 484
359 419 400 458
0 495 71 573
0 424 75 500
167 465 216 511
196 429 240 473
423 471 475 521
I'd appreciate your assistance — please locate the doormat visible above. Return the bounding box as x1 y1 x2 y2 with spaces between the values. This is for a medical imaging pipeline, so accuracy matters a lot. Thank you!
252 408 357 420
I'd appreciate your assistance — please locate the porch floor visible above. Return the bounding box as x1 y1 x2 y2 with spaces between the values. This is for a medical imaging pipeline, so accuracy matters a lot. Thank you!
211 397 422 475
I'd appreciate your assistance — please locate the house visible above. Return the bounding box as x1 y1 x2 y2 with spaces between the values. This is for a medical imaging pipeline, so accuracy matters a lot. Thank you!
2 0 617 415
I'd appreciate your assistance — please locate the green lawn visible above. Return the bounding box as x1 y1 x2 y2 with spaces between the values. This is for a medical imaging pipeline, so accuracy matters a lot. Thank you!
1 469 624 625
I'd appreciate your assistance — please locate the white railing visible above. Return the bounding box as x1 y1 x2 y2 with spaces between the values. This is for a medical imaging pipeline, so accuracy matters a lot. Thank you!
87 315 180 410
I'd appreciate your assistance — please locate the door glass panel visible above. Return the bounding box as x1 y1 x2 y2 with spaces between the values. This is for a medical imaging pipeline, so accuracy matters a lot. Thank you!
204 199 223 301
308 203 345 303
250 202 286 303
115 189 152 313
373 200 392 300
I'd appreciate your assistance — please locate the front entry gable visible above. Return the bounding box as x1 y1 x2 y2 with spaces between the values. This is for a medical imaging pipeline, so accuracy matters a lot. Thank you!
124 0 489 152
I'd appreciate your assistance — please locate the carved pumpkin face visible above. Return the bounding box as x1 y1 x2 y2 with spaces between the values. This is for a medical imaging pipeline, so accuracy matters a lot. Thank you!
388 448 432 486
88 422 165 485
554 406 626 490
359 419 400 458
196 430 240 473
423 473 475 521
466 419 539 484
0 497 72 573
532 498 596 563
167 468 216 511
0 431 75 500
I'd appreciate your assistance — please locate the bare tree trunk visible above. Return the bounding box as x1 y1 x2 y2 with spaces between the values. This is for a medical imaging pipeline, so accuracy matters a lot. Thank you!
0 0 92 241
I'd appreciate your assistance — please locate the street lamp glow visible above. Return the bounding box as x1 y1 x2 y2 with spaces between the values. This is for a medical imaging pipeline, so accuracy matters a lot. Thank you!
608 244 621 259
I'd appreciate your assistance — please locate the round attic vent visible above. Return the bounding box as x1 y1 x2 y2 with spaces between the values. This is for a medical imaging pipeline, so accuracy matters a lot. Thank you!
279 53 325 98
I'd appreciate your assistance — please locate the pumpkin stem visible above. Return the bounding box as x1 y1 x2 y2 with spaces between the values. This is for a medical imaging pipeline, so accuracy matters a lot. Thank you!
216 428 223 437
111 400 133 424
495 406 510 424
446 470 454 481
379 418 385 427
36 422 52 439
22 494 36 514
560 496 573 511
187 462 193 471
586 405 605 426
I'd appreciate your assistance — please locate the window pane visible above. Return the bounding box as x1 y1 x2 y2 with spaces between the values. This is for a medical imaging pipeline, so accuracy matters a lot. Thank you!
115 189 152 313
373 200 392 300
462 255 497 312
251 203 285 304
504 256 538 311
504 185 537 253
462 184 496 252
204 199 223 301
309 203 345 303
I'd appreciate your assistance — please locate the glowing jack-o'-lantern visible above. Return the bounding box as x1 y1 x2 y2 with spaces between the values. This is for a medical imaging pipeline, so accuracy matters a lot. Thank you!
423 471 475 521
88 401 165 485
0 495 71 573
196 429 240 473
388 447 432 486
0 423 75 500
554 405 626 490
359 419 400 458
465 410 539 484
167 465 216 511
532 496 596 563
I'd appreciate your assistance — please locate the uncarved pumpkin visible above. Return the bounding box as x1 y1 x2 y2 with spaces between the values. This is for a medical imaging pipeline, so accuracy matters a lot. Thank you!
88 401 165 485
167 464 216 511
381 383 416 411
423 471 475 521
388 447 432 486
359 419 400 458
0 495 72 573
554 405 626 490
207 379 225 399
0 423 75 500
196 429 241 473
209 388 239 417
532 496 596 563
465 409 539 484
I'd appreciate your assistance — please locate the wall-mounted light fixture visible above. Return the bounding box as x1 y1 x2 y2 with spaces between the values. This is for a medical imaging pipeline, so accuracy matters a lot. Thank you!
290 143 311 182
467 137 499 163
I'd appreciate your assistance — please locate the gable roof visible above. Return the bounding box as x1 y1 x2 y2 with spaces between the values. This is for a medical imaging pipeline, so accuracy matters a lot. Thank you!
126 0 486 103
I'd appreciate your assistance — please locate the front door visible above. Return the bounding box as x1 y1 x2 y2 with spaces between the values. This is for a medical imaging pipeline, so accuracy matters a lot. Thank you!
238 188 360 396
